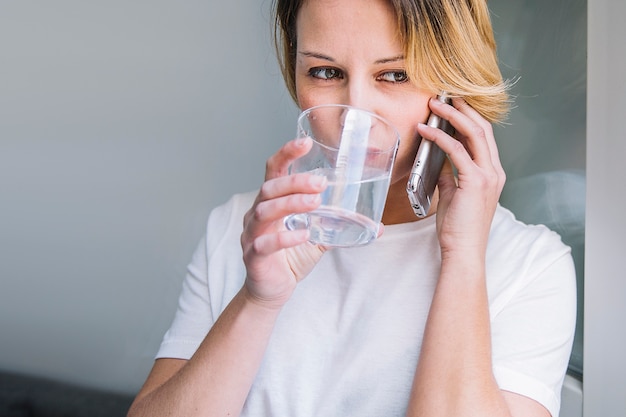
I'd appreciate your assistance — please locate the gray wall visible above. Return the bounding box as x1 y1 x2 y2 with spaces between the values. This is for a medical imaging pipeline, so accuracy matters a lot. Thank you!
0 1 298 394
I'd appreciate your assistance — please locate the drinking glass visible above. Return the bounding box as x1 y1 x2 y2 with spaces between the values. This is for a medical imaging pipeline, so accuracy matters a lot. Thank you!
284 104 400 247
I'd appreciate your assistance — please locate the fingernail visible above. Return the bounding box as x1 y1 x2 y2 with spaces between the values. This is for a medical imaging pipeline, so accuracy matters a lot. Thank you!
295 137 308 147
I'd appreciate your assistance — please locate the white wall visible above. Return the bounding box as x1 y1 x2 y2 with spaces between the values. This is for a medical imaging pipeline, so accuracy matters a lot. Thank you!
584 0 626 414
0 1 298 394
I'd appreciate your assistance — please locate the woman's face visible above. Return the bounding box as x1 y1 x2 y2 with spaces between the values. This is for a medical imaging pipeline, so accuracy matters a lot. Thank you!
294 0 433 185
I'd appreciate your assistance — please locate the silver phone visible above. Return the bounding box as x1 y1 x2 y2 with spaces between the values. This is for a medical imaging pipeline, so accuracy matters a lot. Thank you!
406 94 454 217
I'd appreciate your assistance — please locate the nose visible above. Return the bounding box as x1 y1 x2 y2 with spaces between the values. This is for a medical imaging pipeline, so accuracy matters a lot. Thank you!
344 76 375 113
342 80 389 138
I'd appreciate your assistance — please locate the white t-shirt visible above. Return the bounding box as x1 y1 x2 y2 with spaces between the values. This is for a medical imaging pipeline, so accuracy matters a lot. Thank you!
157 191 577 417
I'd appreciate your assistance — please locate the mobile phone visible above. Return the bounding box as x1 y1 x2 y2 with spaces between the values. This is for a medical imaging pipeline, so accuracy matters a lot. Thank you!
406 94 455 217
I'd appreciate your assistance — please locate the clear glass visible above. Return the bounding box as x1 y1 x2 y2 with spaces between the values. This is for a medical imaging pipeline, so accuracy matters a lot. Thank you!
284 105 400 247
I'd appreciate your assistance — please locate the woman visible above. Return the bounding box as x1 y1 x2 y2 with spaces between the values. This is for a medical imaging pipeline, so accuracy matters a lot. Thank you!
128 0 576 416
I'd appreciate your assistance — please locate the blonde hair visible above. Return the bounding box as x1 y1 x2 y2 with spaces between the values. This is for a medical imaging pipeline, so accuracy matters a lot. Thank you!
273 0 512 124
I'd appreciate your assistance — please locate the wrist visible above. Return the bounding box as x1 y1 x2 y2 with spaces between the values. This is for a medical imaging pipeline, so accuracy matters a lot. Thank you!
439 248 486 279
240 283 291 313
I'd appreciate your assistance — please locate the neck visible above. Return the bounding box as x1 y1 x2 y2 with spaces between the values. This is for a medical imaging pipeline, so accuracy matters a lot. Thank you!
381 177 439 225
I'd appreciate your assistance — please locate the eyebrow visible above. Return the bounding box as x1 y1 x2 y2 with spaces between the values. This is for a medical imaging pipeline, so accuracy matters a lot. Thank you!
298 51 335 62
298 51 405 65
374 55 405 64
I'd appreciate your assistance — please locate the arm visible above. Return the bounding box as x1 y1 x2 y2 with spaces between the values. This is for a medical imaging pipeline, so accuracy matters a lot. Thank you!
406 98 551 417
127 287 283 416
128 137 328 417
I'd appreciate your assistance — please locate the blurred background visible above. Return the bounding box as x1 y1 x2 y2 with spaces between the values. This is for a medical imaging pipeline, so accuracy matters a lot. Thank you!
0 0 589 403
0 0 298 395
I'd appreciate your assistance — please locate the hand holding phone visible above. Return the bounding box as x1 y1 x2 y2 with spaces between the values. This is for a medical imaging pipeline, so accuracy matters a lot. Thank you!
406 94 455 217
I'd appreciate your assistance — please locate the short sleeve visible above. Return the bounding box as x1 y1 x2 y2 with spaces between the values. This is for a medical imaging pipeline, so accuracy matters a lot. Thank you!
156 192 253 360
491 247 577 417
156 235 213 359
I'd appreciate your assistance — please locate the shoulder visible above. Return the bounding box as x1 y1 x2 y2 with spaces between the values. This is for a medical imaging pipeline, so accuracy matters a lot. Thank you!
208 191 257 229
205 191 257 250
487 204 576 312
489 204 572 270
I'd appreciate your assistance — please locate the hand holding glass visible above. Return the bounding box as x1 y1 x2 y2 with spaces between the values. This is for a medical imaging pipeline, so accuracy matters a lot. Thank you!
284 104 400 247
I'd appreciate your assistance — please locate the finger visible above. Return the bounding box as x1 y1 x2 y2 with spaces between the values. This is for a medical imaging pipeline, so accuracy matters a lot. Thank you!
417 122 475 175
435 158 457 211
450 97 503 171
252 192 322 228
259 171 327 202
377 223 385 238
244 174 325 238
265 137 312 181
242 195 319 256
418 121 504 196
249 229 312 257
450 98 506 191
437 156 457 187
428 97 492 166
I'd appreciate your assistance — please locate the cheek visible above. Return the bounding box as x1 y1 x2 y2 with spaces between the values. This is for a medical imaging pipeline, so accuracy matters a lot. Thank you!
294 71 308 109
294 71 325 111
296 85 338 112
297 95 315 111
388 115 421 153
393 126 420 173
295 68 345 111
385 108 430 178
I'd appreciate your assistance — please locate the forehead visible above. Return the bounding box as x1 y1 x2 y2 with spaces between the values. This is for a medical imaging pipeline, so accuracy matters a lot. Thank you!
295 0 402 56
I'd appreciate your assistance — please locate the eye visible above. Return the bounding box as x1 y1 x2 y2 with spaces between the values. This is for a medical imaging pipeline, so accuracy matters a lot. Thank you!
308 67 344 80
377 70 409 83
